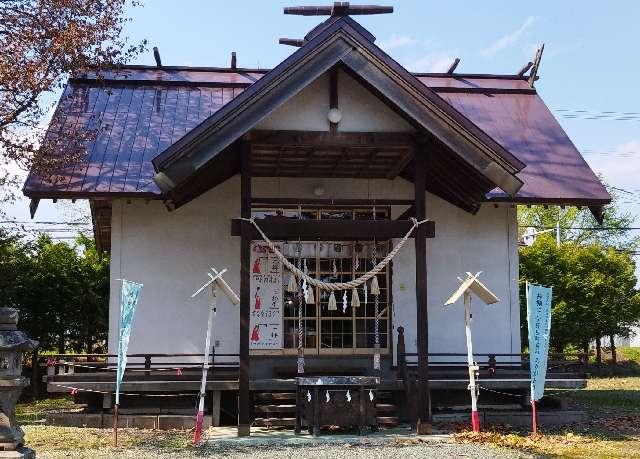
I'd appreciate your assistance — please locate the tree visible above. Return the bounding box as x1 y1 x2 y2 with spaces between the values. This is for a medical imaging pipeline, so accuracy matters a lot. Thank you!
0 230 109 353
518 184 640 360
518 185 639 251
519 235 640 358
575 245 640 363
0 0 145 207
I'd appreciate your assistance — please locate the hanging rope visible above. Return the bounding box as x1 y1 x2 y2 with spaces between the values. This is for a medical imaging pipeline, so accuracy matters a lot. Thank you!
373 243 380 360
372 208 381 371
238 216 428 291
296 241 305 374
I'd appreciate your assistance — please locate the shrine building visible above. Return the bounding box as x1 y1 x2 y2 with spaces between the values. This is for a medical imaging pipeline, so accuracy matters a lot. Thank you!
23 3 609 434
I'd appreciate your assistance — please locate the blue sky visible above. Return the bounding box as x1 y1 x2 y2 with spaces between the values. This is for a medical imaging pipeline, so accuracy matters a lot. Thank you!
8 1 640 251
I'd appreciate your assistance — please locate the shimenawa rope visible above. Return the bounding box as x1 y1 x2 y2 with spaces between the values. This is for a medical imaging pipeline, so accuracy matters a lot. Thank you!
239 216 429 291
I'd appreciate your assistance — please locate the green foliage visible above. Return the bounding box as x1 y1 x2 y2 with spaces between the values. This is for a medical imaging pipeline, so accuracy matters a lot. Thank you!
0 230 109 353
518 185 640 352
520 235 640 352
518 185 639 251
620 347 640 364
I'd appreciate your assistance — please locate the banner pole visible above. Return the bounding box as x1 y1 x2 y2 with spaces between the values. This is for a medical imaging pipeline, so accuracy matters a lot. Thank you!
193 284 217 444
531 399 537 434
463 291 480 433
113 279 143 448
113 403 119 447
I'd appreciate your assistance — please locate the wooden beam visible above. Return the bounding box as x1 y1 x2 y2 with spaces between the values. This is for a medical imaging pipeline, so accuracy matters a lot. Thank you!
238 142 251 437
517 61 533 76
248 130 416 148
153 47 162 68
29 198 40 219
396 204 415 221
231 217 435 240
283 4 394 16
414 150 431 434
250 198 415 206
446 58 460 75
279 38 306 47
528 44 544 87
386 149 413 179
329 67 338 135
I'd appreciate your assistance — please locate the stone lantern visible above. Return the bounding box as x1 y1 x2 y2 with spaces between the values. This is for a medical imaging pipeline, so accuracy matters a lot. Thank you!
0 308 38 458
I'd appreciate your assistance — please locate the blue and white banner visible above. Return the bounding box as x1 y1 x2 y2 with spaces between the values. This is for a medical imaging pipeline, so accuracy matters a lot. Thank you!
116 279 143 405
526 282 553 401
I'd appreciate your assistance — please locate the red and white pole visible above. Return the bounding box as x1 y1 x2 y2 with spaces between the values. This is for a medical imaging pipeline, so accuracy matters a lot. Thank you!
464 292 481 433
193 284 217 444
531 399 537 434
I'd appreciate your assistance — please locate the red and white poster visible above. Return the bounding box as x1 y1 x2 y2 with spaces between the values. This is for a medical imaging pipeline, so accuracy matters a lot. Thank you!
249 241 283 349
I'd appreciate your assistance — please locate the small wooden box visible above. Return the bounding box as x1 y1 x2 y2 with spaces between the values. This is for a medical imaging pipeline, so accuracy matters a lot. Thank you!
295 376 379 436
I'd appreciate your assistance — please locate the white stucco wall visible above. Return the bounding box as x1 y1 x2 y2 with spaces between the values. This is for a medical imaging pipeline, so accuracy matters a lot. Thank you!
108 69 520 364
109 176 521 364
256 69 415 132
108 177 241 364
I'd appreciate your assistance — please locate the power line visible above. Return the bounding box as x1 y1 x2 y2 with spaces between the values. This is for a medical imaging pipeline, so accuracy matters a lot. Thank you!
0 220 91 225
528 226 640 231
554 108 640 121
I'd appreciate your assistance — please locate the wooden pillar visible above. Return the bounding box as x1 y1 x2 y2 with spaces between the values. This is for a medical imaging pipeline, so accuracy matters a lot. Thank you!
211 391 222 427
414 151 432 433
238 142 251 437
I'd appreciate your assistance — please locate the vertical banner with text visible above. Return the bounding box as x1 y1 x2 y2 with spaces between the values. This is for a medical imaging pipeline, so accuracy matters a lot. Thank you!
526 282 553 401
116 279 143 405
249 242 283 349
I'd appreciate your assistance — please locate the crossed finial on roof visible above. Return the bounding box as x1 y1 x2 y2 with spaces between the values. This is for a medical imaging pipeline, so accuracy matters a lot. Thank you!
280 2 393 47
284 2 393 17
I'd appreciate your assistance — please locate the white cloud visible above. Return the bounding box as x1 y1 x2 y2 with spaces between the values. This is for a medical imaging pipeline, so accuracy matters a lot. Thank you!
378 34 418 52
406 52 457 73
481 16 538 58
586 140 640 186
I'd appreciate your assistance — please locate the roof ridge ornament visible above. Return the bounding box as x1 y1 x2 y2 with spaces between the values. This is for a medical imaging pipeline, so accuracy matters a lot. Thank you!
280 2 392 46
528 44 544 87
283 2 393 17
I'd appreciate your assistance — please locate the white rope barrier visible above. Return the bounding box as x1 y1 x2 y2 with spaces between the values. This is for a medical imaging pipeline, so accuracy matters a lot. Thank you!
49 382 198 397
239 216 429 292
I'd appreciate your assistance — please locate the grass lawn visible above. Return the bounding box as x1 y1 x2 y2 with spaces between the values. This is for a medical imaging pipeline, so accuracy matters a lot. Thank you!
455 375 640 458
16 396 78 423
570 376 640 409
23 426 193 454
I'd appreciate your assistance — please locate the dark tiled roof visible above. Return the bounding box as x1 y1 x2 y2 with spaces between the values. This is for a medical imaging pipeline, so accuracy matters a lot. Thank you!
23 66 610 205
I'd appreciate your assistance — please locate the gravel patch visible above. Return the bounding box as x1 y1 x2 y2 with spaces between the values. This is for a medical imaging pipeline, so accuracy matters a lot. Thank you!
37 440 532 459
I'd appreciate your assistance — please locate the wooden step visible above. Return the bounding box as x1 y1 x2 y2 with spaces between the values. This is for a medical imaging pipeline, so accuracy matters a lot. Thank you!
376 416 399 426
375 403 396 413
253 392 296 401
254 404 297 413
253 417 296 427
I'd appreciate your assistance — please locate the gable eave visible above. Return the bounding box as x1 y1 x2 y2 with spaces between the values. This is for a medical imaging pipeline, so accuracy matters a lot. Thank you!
152 16 524 201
